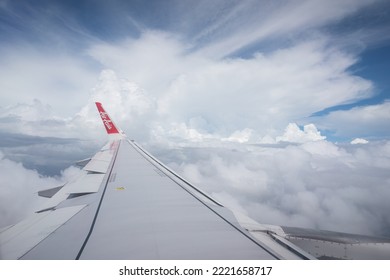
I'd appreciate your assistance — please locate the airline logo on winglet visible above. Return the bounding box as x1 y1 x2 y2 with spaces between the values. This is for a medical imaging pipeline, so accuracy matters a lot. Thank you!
95 102 120 134
100 111 113 129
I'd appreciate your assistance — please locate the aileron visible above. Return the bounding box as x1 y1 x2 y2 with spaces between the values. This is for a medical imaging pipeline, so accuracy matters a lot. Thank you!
0 205 86 259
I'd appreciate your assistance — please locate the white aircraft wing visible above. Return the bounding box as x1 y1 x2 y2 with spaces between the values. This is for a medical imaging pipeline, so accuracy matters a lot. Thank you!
1 103 389 260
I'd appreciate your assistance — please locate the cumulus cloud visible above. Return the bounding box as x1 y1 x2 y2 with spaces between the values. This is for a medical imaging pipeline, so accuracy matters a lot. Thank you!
0 1 386 143
159 39 372 137
0 2 381 143
0 68 156 141
351 138 369 144
0 99 65 136
86 33 374 142
222 128 254 143
74 69 158 142
276 123 326 143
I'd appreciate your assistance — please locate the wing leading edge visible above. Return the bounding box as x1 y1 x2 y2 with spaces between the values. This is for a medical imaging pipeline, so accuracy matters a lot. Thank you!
1 102 389 260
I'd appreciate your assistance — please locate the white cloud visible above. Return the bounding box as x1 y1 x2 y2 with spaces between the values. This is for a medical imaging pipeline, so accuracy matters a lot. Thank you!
0 69 155 140
163 40 371 135
351 138 369 144
276 123 326 143
0 6 382 143
0 39 373 145
0 1 386 144
0 99 101 140
314 101 390 139
86 33 374 142
0 151 82 228
1 99 53 121
0 46 98 117
222 128 254 143
87 32 195 98
0 99 65 136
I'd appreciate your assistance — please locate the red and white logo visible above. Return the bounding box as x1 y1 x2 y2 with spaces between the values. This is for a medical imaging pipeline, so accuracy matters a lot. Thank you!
95 102 120 134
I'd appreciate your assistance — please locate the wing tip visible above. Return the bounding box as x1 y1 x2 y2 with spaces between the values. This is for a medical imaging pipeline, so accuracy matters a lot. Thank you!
95 102 122 135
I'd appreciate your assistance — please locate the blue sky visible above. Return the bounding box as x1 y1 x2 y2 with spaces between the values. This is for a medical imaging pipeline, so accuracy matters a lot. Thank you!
1 0 390 236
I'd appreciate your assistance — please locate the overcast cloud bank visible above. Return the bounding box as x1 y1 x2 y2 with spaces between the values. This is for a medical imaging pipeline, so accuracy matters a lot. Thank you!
1 130 389 236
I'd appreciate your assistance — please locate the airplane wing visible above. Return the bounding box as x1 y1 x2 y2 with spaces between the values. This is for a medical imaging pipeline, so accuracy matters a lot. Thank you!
1 102 389 260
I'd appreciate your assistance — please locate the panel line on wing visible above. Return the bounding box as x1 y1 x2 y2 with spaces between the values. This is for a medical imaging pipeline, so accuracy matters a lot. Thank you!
75 140 121 260
129 140 223 206
1 205 87 259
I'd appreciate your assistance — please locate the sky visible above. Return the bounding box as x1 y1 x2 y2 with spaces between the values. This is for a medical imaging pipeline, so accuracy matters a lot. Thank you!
0 0 390 236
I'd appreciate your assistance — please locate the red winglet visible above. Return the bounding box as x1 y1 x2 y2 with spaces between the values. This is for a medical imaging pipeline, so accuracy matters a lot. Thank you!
95 102 120 134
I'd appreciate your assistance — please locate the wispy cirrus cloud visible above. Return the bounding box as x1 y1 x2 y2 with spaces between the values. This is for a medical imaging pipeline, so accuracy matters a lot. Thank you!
191 0 378 57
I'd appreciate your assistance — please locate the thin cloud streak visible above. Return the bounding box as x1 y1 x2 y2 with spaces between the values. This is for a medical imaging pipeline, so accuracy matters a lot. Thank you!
194 0 377 57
